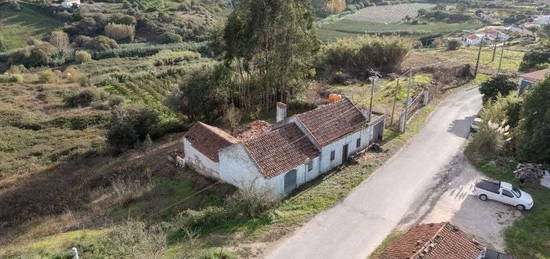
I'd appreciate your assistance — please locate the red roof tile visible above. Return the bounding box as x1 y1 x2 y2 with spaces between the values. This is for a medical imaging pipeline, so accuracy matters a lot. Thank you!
520 68 550 82
296 98 367 146
184 122 238 162
379 223 484 259
243 123 319 178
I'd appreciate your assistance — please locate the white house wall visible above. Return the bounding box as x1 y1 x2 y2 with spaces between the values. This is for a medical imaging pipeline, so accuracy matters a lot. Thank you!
183 139 220 179
219 143 321 196
320 126 373 173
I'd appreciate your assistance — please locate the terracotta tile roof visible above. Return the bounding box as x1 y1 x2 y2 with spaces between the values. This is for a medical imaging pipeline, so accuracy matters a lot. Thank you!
520 68 550 82
379 223 485 259
184 122 238 162
243 123 319 178
296 98 368 146
234 120 272 141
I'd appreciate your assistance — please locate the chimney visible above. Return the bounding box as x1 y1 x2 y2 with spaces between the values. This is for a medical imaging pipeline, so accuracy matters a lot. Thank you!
276 102 287 123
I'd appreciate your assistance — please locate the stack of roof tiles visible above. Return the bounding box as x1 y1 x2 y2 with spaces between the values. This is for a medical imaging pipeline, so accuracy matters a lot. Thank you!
379 222 484 259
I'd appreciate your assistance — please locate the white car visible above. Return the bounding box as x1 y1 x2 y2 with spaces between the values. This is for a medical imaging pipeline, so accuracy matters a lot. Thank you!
474 180 534 211
470 117 483 132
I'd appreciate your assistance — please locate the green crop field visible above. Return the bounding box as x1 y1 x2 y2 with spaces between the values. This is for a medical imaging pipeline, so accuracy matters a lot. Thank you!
318 20 481 41
0 5 64 50
345 3 435 23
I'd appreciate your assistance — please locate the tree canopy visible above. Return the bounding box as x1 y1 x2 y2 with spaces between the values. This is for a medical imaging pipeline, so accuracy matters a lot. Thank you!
479 74 518 103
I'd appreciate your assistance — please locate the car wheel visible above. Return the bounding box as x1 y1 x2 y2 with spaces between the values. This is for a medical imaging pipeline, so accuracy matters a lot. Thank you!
516 204 525 211
479 194 487 201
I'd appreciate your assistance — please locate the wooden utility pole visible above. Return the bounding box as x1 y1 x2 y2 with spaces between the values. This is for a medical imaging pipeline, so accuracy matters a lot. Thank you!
402 71 413 133
492 35 498 62
390 79 400 126
474 39 484 77
497 42 505 74
368 76 377 122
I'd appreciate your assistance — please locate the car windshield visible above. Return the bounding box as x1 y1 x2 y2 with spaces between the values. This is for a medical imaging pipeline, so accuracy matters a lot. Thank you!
512 187 521 198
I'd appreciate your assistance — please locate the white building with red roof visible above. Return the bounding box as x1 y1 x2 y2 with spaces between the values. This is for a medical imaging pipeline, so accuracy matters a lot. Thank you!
518 68 550 96
183 98 385 196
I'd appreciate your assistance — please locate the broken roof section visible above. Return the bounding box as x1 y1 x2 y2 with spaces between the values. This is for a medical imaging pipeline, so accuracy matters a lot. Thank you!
520 68 550 82
296 97 368 146
243 123 320 179
379 222 484 259
184 122 238 162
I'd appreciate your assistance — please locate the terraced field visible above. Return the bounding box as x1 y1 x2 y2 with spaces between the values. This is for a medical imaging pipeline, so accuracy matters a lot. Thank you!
345 3 435 23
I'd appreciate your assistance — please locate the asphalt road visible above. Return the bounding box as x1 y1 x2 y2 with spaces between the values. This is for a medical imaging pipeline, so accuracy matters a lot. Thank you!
266 87 483 259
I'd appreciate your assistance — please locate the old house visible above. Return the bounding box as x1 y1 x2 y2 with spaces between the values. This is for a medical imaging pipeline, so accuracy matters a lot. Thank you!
378 222 514 259
518 68 550 96
182 97 385 196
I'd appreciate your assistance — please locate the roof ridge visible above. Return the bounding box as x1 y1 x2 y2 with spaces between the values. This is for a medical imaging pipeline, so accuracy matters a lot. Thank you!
411 222 447 258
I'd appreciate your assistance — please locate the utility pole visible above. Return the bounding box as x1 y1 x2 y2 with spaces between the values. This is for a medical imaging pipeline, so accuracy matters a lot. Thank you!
492 35 498 62
402 70 412 133
497 42 505 74
474 38 484 77
368 75 378 122
390 79 400 127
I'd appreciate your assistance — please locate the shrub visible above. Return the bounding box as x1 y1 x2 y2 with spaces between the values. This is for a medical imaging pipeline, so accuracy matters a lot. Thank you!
103 221 167 258
75 50 92 63
86 36 119 51
49 31 70 53
108 95 125 107
447 39 462 51
64 88 107 107
469 121 510 159
516 78 550 162
518 41 550 72
316 36 413 79
0 36 7 52
104 23 135 42
79 76 92 87
38 69 58 83
479 74 518 103
107 105 160 152
159 32 183 44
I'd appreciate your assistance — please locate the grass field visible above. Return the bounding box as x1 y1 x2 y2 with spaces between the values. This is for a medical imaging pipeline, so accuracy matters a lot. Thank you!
345 3 435 23
0 5 64 50
318 19 481 41
404 47 525 74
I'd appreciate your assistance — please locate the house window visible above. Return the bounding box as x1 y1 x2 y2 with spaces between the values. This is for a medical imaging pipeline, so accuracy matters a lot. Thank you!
356 138 361 148
330 150 335 161
307 160 313 172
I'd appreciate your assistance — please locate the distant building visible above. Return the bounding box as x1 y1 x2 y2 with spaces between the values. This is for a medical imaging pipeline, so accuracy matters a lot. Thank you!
378 222 514 259
182 98 385 197
61 0 80 8
534 15 550 25
518 68 550 96
464 34 482 46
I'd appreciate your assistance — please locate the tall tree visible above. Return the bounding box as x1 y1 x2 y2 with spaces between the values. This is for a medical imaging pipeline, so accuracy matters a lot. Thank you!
49 31 69 54
223 0 319 109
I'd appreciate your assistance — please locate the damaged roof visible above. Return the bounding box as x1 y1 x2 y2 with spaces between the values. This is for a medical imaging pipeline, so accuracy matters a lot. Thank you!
296 98 368 146
243 123 320 179
379 222 485 259
184 122 238 162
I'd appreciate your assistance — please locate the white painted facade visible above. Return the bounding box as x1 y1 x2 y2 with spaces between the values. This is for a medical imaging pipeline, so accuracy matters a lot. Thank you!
183 138 219 179
534 15 550 25
319 126 372 173
218 143 321 196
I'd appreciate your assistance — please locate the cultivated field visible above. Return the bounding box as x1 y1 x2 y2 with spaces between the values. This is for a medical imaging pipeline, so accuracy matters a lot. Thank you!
345 3 435 23
0 5 63 50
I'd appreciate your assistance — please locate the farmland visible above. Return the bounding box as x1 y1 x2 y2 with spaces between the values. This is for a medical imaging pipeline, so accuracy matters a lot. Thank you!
0 5 63 50
345 3 435 23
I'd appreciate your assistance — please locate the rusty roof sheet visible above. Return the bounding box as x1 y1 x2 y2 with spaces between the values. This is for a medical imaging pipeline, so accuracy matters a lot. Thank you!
296 98 367 146
184 122 238 162
379 223 485 259
243 123 319 179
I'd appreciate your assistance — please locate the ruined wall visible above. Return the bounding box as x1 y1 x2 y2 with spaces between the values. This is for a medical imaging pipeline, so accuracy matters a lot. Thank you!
183 139 220 179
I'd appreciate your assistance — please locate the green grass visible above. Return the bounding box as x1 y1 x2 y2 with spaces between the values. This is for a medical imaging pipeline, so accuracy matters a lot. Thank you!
0 5 64 50
318 19 481 41
465 152 550 258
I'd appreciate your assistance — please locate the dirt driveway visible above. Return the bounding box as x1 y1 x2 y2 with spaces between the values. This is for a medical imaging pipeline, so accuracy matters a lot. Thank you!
417 156 523 251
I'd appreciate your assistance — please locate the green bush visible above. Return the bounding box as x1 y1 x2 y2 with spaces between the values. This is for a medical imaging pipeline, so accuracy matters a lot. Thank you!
64 88 107 107
479 74 518 103
86 36 119 51
159 32 183 44
38 69 58 83
102 221 167 258
516 78 550 162
107 105 160 152
316 36 413 80
518 41 550 72
447 39 462 50
75 50 92 63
